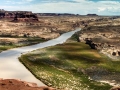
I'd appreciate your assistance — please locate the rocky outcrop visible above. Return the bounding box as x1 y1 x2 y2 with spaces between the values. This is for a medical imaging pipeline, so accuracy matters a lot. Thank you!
79 25 120 59
110 86 120 90
0 10 38 22
0 78 55 90
13 13 38 22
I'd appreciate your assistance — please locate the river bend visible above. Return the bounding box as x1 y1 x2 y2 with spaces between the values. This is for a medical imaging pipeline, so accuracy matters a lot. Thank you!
0 28 80 86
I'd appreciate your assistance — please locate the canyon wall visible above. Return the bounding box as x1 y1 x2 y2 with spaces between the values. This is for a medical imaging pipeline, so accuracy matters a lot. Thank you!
79 18 120 59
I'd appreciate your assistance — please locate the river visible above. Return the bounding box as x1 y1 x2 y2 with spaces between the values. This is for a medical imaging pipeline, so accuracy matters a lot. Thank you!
0 28 80 86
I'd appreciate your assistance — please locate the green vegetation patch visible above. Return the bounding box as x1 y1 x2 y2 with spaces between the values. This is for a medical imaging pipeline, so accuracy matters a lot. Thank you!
19 34 115 89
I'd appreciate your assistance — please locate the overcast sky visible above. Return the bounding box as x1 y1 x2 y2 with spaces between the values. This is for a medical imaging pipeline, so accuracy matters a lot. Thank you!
0 0 120 15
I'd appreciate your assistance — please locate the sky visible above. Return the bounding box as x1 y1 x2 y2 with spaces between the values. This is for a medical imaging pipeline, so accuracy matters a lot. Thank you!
0 0 120 15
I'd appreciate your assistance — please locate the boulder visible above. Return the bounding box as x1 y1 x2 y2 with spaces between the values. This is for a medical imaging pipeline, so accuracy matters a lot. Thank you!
110 86 120 90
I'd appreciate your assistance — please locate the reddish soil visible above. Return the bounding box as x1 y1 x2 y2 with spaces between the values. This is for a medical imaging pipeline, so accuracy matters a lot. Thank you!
0 78 55 90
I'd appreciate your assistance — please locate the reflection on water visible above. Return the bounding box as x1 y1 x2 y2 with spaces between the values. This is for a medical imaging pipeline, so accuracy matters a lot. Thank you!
0 28 80 86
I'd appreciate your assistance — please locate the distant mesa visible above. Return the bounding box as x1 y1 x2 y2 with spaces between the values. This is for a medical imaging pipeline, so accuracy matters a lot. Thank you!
13 12 39 22
37 13 78 16
87 14 98 16
0 9 79 21
0 9 39 22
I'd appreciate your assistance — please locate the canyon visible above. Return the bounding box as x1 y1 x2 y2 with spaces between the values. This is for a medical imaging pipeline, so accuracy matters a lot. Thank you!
1 10 120 89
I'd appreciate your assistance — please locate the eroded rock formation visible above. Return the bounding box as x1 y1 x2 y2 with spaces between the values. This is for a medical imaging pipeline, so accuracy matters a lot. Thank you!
110 86 120 90
0 10 38 22
79 25 120 59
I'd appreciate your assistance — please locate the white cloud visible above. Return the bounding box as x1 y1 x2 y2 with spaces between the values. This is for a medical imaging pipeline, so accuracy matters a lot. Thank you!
1 0 120 15
5 0 34 5
18 1 97 14
98 7 106 12
96 1 120 15
23 0 34 2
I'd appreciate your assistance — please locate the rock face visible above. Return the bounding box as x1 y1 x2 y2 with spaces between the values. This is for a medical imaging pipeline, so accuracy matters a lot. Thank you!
0 78 55 90
0 10 38 22
110 86 120 90
79 25 120 59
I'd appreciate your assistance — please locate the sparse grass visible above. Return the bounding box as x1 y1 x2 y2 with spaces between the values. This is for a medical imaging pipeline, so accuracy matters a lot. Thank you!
19 33 118 90
19 42 112 90
25 37 48 45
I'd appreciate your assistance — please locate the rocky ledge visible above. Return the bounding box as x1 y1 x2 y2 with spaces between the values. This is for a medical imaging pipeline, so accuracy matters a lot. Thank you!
78 16 120 60
79 25 120 60
0 78 55 90
110 86 120 90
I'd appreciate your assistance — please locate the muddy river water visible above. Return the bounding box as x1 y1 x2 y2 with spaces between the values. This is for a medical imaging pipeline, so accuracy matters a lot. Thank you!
0 28 80 86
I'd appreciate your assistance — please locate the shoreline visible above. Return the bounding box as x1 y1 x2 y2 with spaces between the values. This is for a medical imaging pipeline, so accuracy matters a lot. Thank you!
88 77 120 87
0 28 80 86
